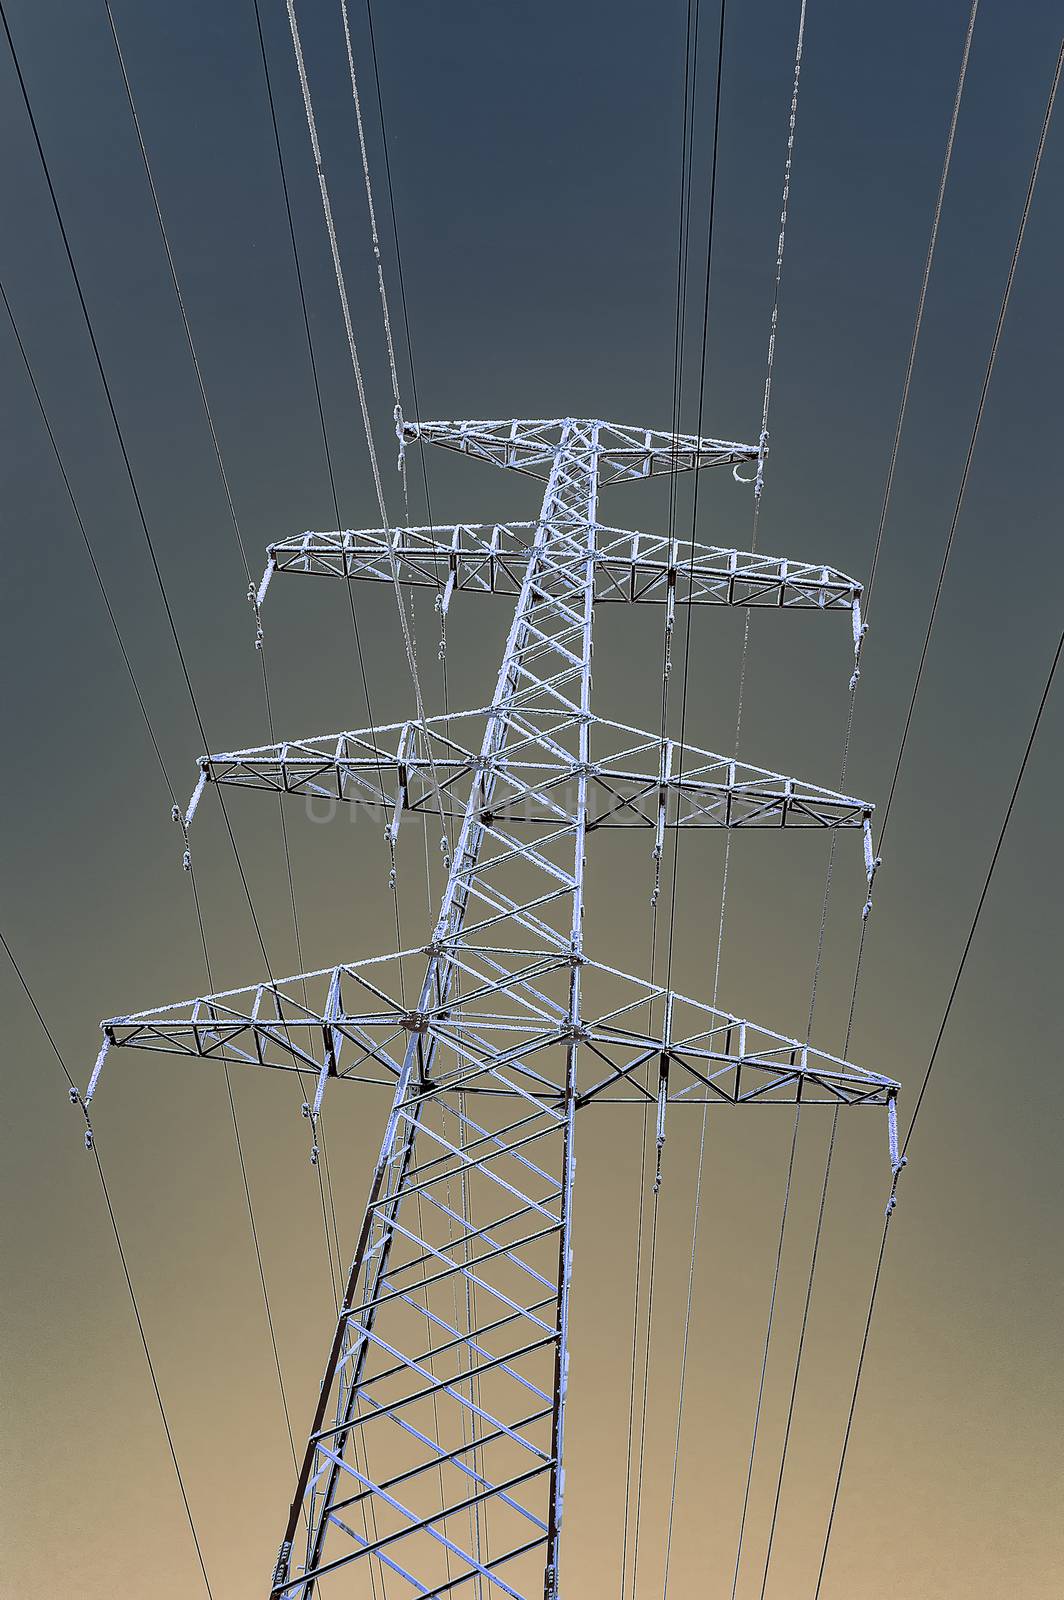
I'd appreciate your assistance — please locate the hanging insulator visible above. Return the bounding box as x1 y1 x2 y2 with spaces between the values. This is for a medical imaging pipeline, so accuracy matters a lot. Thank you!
255 554 276 613
653 1054 670 1193
848 596 868 690
862 814 882 919
884 1095 907 1216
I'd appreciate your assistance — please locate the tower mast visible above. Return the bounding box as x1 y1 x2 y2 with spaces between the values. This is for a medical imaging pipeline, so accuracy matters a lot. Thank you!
84 415 896 1600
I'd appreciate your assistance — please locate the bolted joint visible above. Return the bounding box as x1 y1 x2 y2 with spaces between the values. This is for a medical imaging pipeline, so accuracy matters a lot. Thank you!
402 1012 430 1034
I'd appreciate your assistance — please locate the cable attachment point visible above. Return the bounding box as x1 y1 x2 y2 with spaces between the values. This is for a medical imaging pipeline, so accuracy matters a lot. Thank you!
650 845 662 909
68 1081 96 1149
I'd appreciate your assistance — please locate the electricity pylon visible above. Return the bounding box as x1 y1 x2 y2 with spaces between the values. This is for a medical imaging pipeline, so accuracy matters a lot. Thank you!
84 416 897 1600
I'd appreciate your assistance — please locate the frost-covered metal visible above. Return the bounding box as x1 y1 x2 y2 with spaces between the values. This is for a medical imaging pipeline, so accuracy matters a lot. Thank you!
87 415 895 1600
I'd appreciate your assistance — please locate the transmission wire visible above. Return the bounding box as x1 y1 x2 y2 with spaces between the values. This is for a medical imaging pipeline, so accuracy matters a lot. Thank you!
750 17 983 1587
363 0 451 694
1 0 321 1493
285 0 453 870
620 6 700 1597
250 0 389 821
659 9 728 1598
0 928 215 1598
104 0 344 1311
864 0 980 615
818 45 1063 1594
729 1101 802 1599
665 7 810 1588
845 31 1062 1051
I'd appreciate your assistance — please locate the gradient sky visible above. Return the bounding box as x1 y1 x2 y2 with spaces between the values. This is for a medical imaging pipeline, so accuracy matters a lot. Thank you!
2 2 1062 1597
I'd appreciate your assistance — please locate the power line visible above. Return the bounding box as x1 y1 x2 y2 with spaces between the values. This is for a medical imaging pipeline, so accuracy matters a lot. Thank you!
845 30 1063 1057
284 0 453 866
729 1103 802 1600
0 927 215 1598
249 0 386 790
105 0 346 1310
0 273 180 810
362 0 443 581
816 54 1063 1588
863 0 980 618
622 6 702 1595
743 18 985 1584
903 625 1063 1160
660 8 729 1597
877 37 1061 854
750 0 808 538
1 0 325 1494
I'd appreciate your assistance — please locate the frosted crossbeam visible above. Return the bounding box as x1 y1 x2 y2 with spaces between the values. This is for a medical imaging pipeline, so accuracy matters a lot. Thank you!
400 416 759 482
87 952 897 1110
184 712 874 834
261 521 862 611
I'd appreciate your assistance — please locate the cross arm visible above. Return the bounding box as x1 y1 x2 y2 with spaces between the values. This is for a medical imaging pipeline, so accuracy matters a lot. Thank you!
256 522 863 626
177 712 875 849
260 523 539 601
574 959 900 1110
400 417 759 483
83 952 423 1110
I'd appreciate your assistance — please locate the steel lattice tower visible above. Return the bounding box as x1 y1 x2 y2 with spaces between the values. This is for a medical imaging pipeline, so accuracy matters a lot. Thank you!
85 415 897 1600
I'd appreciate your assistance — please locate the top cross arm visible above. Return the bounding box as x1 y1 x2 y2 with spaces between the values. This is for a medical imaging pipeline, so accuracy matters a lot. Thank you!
400 417 758 483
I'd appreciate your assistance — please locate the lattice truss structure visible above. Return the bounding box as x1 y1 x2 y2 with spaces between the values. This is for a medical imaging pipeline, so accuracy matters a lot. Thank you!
86 417 897 1600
